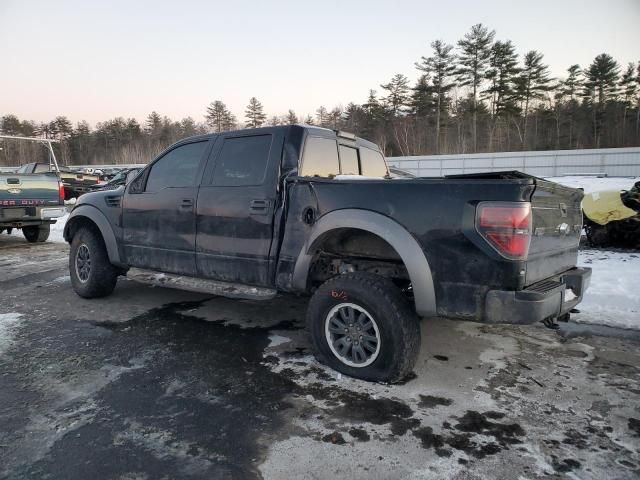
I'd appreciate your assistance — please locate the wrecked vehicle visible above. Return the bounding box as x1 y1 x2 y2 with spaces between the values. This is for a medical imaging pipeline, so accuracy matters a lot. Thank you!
583 181 640 249
63 125 591 382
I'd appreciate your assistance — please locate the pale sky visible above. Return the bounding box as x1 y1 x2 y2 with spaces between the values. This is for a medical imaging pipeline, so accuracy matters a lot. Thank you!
1 0 639 127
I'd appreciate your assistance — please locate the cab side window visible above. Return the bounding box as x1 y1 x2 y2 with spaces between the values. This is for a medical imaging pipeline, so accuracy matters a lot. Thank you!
145 141 208 192
301 137 339 177
211 135 273 186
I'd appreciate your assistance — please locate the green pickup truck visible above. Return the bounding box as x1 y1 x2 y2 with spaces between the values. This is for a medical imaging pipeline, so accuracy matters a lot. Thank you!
0 168 66 242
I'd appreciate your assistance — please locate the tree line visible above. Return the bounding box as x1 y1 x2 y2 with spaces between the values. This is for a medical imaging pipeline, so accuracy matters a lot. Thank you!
1 23 639 166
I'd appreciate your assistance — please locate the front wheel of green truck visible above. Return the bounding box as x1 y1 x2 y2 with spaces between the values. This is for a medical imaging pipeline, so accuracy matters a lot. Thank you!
307 272 421 383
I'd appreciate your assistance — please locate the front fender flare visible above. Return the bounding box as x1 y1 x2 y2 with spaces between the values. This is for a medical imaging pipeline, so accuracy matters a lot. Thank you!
64 205 123 266
292 209 436 317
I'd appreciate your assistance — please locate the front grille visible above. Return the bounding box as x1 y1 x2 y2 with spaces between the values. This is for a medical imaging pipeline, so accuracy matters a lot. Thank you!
526 279 562 294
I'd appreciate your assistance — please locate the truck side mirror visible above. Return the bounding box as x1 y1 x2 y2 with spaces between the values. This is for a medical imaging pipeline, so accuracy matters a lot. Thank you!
127 170 147 194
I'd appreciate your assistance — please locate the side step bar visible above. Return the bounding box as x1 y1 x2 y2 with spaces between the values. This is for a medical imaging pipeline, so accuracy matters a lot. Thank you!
126 268 277 301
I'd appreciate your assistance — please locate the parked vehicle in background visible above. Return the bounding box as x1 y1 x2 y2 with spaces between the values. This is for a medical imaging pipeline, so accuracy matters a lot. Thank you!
0 136 66 242
583 181 640 248
64 125 591 382
16 162 100 199
89 168 141 192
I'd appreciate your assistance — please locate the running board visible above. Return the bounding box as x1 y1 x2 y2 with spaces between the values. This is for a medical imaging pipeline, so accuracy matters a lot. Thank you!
126 268 277 301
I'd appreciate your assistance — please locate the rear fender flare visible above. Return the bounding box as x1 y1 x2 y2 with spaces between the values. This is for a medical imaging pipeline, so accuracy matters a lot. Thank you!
292 209 436 317
64 205 123 266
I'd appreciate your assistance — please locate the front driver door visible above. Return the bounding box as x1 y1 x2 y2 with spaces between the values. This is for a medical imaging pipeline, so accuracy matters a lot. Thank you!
122 139 210 275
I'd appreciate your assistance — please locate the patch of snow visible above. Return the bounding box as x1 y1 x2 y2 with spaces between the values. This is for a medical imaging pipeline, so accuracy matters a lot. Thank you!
267 334 291 348
545 175 638 193
49 212 69 243
51 275 70 284
0 313 22 356
573 250 640 330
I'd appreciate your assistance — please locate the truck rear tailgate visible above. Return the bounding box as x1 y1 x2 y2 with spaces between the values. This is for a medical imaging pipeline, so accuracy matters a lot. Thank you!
525 179 583 286
1 172 62 209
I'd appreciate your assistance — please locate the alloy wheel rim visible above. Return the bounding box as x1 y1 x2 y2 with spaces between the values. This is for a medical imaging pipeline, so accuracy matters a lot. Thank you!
75 244 91 283
325 303 381 368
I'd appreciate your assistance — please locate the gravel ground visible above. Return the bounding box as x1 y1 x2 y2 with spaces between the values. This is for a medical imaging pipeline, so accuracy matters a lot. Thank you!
0 234 639 480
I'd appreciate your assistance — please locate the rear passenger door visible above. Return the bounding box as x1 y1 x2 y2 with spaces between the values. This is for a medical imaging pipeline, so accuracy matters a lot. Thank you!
196 129 284 286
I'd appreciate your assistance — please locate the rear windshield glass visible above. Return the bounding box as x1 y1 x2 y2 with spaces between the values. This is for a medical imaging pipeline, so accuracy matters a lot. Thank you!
359 147 388 177
339 145 359 175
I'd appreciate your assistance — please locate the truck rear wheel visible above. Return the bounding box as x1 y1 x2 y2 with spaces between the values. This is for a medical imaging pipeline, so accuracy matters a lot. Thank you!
69 226 118 298
23 224 50 243
307 272 420 383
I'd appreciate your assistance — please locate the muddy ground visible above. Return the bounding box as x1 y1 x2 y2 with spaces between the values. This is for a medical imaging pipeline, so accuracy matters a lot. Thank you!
0 234 639 479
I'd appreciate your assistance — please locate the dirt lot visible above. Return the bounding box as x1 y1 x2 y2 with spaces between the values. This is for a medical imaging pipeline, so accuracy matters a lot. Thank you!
1 234 639 480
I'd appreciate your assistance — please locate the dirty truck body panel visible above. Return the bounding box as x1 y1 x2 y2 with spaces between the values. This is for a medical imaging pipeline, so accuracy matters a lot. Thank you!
65 125 590 325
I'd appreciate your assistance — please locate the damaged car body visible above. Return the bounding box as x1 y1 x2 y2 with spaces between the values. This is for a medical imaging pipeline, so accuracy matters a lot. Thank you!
63 125 591 382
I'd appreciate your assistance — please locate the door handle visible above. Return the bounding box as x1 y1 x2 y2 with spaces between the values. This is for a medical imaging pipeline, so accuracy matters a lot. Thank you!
249 199 269 215
180 198 194 209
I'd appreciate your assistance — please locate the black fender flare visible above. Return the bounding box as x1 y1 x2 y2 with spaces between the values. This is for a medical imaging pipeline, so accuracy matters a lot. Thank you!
63 205 124 266
292 209 437 317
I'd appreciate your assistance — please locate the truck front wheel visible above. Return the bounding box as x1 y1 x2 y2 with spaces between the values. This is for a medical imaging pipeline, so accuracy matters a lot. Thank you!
69 226 118 298
307 272 421 383
23 224 50 243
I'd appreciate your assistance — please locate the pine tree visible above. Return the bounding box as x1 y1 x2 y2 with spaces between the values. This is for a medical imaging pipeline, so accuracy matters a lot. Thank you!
328 107 343 129
620 63 638 143
145 111 163 136
485 40 520 117
286 109 298 125
410 75 435 118
456 23 495 151
0 115 21 135
584 54 620 146
517 51 551 147
315 106 329 127
380 74 410 116
304 115 314 125
416 40 456 153
206 100 235 132
244 97 266 128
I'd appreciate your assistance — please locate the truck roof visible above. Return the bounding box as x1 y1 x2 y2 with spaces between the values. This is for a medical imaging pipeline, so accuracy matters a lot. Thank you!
178 124 380 152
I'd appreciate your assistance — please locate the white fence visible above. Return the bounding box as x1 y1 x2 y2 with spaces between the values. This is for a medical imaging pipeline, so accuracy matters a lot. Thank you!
387 147 640 177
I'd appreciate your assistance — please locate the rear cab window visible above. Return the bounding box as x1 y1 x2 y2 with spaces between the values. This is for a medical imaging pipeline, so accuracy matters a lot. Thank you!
359 147 388 177
301 136 339 177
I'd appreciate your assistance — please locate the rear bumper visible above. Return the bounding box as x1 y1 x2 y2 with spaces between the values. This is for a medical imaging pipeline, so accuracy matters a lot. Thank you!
484 267 592 324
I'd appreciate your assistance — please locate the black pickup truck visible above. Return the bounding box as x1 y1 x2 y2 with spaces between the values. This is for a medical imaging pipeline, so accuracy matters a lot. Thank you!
64 125 591 382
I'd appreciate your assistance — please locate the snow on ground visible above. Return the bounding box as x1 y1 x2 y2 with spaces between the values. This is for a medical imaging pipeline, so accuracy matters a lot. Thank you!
546 175 639 192
0 313 23 356
574 249 640 330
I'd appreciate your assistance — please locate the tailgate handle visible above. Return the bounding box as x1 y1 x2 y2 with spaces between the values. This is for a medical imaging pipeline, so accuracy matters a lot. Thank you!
559 203 567 217
7 178 20 185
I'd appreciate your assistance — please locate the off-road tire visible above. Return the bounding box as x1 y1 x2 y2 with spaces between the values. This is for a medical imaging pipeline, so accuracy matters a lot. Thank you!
307 272 421 383
69 226 118 298
23 224 50 243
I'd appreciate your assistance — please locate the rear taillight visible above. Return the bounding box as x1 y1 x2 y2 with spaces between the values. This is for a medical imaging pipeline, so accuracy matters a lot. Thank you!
59 182 65 203
476 202 532 259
